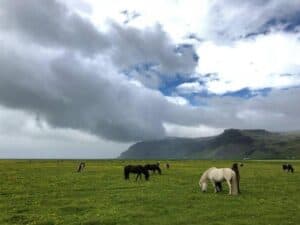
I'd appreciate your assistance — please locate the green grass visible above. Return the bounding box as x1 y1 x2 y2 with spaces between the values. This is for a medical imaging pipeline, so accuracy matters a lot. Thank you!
0 160 299 225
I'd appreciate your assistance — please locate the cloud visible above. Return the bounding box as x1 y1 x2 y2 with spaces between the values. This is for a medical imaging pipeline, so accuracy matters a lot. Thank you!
176 82 204 94
165 96 189 106
0 106 130 158
108 23 198 74
196 32 300 94
1 35 300 144
194 87 300 131
0 0 110 55
0 44 170 142
83 0 300 43
203 0 300 41
163 122 223 138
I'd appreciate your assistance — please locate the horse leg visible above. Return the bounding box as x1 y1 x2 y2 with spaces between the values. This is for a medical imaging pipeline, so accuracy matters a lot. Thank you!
215 182 222 192
226 179 232 195
135 173 140 181
211 181 218 193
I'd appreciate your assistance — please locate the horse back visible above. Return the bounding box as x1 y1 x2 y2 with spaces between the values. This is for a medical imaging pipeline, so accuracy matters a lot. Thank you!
208 168 227 182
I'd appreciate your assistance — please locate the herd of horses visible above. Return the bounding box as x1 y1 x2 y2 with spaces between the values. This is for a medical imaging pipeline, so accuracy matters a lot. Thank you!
122 162 295 196
77 161 295 196
124 163 163 181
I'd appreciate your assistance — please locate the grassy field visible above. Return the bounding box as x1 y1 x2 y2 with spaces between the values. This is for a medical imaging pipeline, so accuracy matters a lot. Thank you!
0 160 299 225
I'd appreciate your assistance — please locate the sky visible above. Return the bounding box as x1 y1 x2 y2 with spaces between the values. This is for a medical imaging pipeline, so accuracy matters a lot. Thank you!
0 0 300 158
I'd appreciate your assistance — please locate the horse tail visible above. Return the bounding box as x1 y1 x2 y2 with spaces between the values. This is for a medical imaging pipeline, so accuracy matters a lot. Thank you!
230 171 238 195
124 166 129 180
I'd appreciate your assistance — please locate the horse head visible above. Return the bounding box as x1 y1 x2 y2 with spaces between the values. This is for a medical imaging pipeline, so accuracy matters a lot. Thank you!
199 171 208 192
200 181 208 192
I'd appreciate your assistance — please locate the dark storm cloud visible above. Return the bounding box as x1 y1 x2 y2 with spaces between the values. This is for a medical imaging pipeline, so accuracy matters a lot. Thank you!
108 23 198 74
0 47 169 142
0 0 110 55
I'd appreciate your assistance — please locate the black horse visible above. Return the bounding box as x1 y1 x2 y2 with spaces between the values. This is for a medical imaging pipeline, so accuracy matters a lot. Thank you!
124 165 150 181
282 164 294 173
144 163 162 175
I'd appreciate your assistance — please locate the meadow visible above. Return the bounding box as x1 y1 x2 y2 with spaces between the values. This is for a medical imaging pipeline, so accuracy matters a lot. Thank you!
0 160 299 225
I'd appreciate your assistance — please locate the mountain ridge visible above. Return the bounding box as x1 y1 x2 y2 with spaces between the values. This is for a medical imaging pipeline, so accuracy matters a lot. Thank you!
119 129 300 159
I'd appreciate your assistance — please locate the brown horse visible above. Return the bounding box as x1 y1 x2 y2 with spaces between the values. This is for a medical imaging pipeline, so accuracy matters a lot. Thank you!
77 162 85 172
231 163 241 193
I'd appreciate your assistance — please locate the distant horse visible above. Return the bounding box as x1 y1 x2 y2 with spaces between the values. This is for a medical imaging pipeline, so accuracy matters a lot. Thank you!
124 165 150 181
144 163 162 175
166 163 170 169
199 167 238 195
282 164 294 173
77 162 85 172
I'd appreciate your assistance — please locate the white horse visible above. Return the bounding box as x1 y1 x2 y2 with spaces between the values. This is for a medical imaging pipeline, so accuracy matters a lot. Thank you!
199 167 238 195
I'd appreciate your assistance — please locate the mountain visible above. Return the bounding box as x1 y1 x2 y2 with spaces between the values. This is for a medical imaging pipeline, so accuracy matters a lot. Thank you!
119 129 300 159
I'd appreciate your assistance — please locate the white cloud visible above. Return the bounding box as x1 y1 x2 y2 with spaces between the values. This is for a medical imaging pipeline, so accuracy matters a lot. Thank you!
196 32 300 94
176 81 204 94
163 122 223 138
80 0 209 42
165 96 189 106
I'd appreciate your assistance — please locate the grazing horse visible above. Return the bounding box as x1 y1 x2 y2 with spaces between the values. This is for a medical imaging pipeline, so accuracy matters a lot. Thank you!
144 163 162 174
282 164 294 173
166 163 170 169
124 165 150 181
77 162 85 172
199 167 239 195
